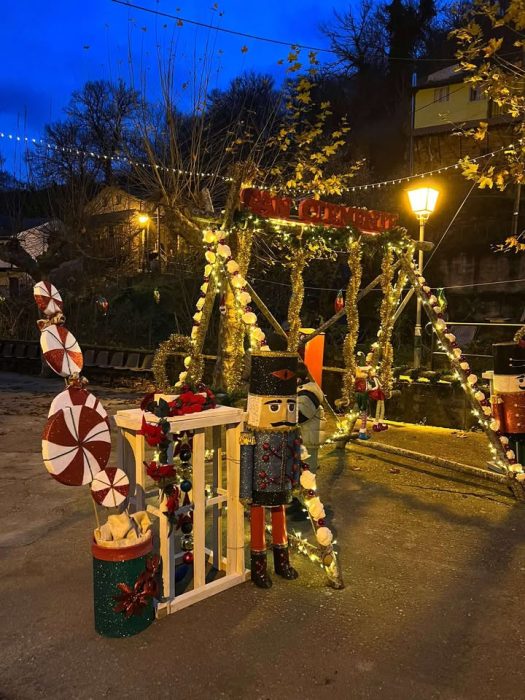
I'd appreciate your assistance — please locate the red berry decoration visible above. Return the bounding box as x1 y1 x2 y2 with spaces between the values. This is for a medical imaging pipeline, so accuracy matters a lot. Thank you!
183 552 194 565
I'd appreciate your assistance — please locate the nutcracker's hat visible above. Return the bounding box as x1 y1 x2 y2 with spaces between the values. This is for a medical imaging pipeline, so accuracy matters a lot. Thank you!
493 342 525 375
249 352 298 396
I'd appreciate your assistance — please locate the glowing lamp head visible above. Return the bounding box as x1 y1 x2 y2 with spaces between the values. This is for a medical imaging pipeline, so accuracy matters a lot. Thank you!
138 213 150 225
407 187 439 221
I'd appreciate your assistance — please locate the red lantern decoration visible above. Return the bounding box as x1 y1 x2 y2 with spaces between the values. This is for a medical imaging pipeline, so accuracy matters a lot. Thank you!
334 290 344 313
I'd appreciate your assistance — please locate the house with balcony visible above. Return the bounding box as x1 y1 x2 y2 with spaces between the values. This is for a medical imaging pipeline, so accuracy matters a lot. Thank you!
412 64 515 173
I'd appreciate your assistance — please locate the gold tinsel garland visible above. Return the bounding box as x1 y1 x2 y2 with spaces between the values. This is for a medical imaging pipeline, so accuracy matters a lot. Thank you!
287 250 307 352
152 333 203 391
514 325 525 345
342 239 362 406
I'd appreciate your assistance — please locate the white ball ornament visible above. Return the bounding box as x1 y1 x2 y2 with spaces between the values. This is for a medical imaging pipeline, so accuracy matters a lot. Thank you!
509 464 521 473
506 450 516 460
423 285 431 294
307 497 325 521
316 527 333 547
500 435 509 445
238 291 251 306
435 319 446 331
226 260 239 274
193 311 203 322
428 295 437 305
467 374 478 385
217 243 231 258
196 298 205 310
203 230 217 244
460 361 470 371
231 275 245 289
191 327 198 339
482 406 492 415
475 391 485 402
200 283 208 293
179 371 188 382
444 333 456 343
204 264 213 277
433 306 442 315
417 276 426 284
205 251 216 263
183 356 192 368
242 311 257 325
452 348 462 358
300 470 316 490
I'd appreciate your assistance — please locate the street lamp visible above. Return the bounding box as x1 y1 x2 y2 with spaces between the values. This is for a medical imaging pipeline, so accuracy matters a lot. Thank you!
407 186 439 369
138 213 150 272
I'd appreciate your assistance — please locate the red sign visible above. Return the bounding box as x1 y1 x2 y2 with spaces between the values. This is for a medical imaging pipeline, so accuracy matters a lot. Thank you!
240 188 398 234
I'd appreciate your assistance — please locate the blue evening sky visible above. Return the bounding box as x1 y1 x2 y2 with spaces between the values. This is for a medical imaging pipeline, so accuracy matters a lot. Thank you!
0 0 352 178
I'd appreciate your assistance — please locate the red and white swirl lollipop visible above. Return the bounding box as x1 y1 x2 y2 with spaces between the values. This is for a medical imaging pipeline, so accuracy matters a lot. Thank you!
49 386 108 423
91 467 130 508
42 405 111 486
40 325 83 377
33 281 63 317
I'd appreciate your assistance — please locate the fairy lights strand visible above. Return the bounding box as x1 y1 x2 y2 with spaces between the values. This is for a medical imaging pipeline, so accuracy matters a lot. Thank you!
3 128 521 195
0 130 233 183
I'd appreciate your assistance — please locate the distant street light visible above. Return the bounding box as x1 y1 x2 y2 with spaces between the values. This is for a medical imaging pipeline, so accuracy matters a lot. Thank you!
138 213 150 272
407 186 439 369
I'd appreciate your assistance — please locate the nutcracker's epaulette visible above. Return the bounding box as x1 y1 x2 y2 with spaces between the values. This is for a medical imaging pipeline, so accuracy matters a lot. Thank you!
239 430 256 446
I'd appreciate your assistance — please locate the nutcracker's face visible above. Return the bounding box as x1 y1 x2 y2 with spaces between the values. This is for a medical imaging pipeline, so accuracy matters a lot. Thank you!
247 394 298 429
493 373 525 393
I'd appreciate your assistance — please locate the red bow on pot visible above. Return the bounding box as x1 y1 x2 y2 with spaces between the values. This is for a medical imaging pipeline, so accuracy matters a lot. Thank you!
113 555 160 618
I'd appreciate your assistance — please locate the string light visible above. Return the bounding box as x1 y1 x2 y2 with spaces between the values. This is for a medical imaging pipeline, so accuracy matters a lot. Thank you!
3 128 522 197
0 130 234 183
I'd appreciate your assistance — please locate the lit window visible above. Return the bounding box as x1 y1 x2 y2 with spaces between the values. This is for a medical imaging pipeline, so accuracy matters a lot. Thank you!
434 86 450 103
469 86 485 101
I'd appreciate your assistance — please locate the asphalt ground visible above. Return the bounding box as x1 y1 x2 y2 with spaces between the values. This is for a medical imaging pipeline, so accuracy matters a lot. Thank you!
1 372 524 700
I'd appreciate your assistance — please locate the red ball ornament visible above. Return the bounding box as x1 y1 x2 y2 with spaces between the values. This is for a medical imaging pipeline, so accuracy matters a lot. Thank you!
183 552 194 565
317 518 326 527
307 489 316 497
334 290 345 313
294 438 302 446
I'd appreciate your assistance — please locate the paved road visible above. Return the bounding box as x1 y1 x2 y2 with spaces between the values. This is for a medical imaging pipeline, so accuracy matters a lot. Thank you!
1 372 525 699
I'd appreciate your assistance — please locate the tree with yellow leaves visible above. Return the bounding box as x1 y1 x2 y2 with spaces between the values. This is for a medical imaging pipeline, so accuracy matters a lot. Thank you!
452 0 524 212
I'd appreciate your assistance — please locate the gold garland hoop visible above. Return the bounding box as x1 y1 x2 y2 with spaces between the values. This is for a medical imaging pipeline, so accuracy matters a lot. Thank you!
152 333 204 391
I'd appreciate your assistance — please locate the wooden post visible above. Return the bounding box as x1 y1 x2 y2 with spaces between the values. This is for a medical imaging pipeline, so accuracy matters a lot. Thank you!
192 428 207 589
211 425 223 571
225 421 245 576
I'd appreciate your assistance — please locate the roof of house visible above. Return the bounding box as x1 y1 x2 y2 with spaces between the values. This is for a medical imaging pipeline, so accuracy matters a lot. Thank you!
417 64 465 89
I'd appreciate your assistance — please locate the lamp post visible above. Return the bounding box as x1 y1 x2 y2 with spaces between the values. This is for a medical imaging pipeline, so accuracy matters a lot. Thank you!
407 186 439 369
138 213 150 272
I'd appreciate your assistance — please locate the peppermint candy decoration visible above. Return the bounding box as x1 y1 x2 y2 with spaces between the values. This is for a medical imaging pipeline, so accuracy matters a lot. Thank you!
48 386 108 423
33 281 63 316
42 405 111 486
91 467 130 508
40 325 83 377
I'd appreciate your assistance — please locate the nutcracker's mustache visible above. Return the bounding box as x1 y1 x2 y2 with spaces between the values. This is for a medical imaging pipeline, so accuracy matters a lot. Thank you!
271 420 296 427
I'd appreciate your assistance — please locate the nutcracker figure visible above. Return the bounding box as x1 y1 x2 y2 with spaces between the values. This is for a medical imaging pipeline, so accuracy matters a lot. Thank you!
492 342 525 465
367 370 388 432
355 364 371 440
240 351 304 588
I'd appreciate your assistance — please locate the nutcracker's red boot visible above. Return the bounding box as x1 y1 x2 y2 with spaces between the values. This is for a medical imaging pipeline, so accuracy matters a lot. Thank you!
271 506 298 580
250 506 272 588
